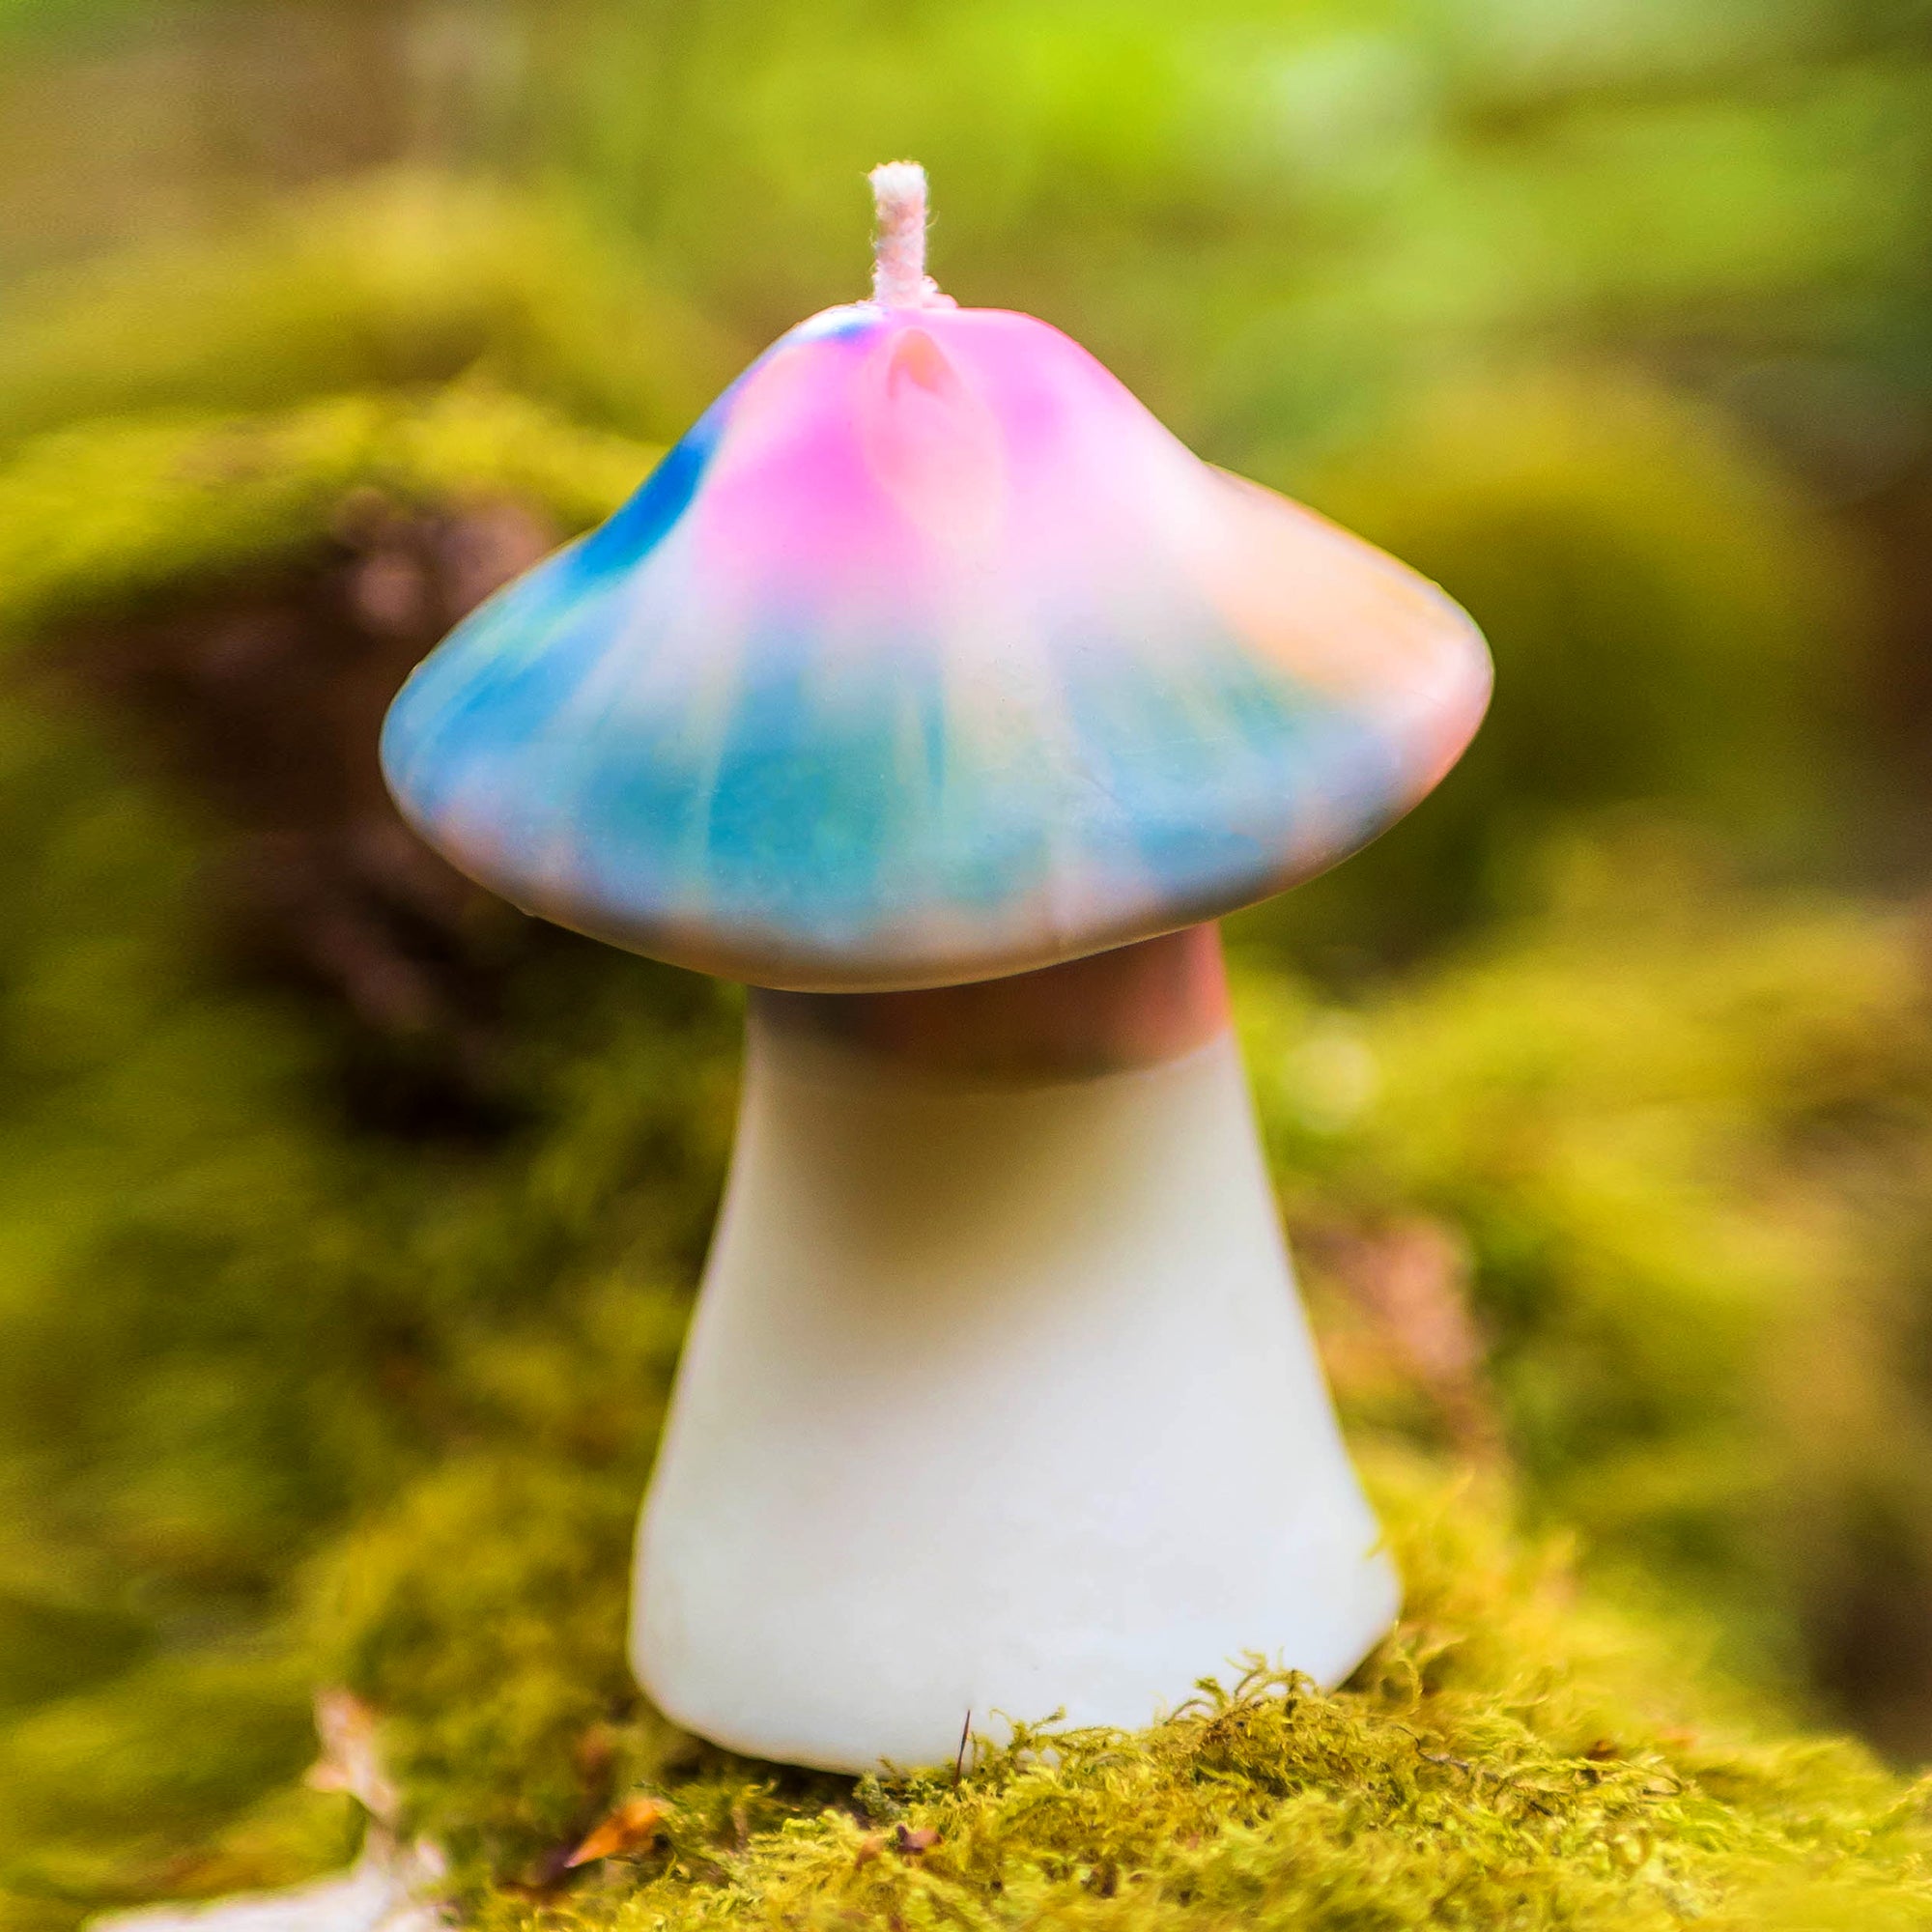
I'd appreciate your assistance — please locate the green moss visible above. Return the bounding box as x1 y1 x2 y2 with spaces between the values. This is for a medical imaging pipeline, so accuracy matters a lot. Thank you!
0 385 653 645
1240 369 1867 966
0 172 741 450
0 393 725 1926
273 1451 1932 1930
1235 838 1932 1738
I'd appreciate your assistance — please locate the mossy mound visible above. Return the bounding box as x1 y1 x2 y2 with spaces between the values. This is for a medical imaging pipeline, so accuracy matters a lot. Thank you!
292 1451 1932 1932
0 384 648 640
33 1421 1931 1929
0 173 742 452
0 390 721 1923
1239 840 1932 1751
1243 368 1866 966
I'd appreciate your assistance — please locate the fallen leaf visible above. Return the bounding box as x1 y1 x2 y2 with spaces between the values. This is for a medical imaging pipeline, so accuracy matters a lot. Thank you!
565 1796 671 1867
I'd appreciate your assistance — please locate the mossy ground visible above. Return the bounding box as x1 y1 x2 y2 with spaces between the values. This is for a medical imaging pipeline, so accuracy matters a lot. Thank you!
69 1441 1923 1932
6 376 1932 1922
301 1451 1932 1931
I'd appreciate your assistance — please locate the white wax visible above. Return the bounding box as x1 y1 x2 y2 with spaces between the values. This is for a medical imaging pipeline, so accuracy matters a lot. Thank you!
632 1014 1398 1773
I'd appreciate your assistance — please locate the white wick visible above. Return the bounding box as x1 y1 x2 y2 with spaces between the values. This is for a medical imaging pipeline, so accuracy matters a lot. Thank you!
869 160 946 309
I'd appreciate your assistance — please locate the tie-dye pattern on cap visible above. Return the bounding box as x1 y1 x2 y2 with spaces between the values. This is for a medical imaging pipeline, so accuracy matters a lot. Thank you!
381 301 1492 992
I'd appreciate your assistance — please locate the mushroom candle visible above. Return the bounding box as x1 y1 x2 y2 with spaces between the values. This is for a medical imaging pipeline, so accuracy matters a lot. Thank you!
382 164 1492 1773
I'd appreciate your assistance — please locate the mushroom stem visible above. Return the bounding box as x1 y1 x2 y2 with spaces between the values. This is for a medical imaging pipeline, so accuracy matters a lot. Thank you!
631 923 1399 1773
869 159 941 308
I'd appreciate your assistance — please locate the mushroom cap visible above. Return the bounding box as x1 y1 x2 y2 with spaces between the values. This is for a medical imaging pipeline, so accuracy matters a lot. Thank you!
381 303 1491 992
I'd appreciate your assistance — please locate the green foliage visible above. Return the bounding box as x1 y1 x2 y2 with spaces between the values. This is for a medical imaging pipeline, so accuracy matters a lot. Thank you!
0 393 727 1925
11 0 1932 460
0 386 650 648
1237 837 1932 1746
511 0 1932 461
1250 373 1868 964
0 173 740 451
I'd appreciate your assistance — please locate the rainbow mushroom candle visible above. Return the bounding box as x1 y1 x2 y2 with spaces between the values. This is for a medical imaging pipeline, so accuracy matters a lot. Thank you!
381 162 1492 1774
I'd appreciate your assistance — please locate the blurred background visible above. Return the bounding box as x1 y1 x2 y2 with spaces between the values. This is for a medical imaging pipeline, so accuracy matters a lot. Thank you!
3 0 1932 1917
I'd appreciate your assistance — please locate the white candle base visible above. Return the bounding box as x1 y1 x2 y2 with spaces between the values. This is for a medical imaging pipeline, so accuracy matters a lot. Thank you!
631 1014 1398 1773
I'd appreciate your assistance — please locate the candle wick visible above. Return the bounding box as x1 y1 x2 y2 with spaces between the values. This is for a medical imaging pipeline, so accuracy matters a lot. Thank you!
868 160 948 310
